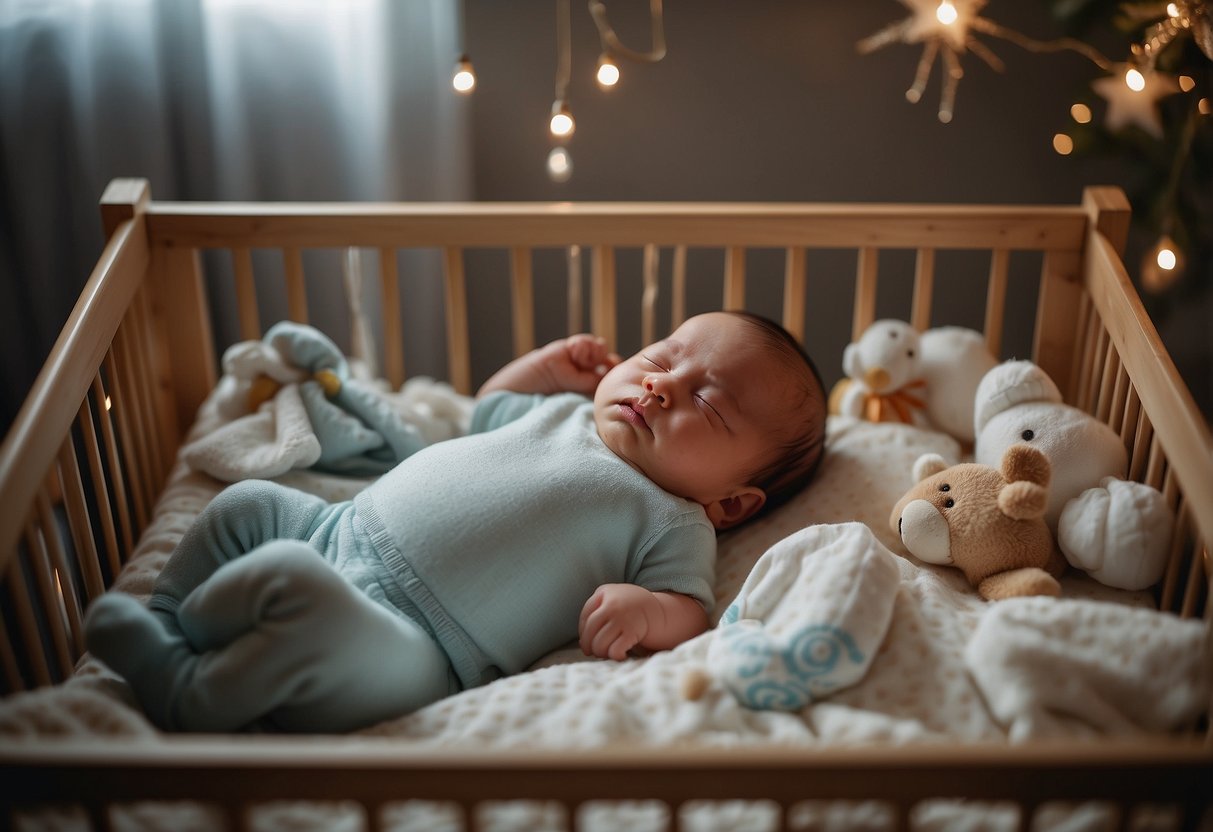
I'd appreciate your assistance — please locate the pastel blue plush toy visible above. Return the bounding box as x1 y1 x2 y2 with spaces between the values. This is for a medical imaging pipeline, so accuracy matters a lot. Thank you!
684 522 901 711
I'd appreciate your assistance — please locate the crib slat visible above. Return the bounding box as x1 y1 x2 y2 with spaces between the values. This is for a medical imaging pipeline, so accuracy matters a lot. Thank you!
1160 498 1189 612
103 350 147 534
1074 306 1100 410
152 245 216 441
128 292 167 486
723 247 745 311
284 247 308 323
1033 248 1082 401
232 247 261 341
567 245 583 335
112 324 154 528
23 521 73 680
1128 407 1153 483
1110 363 1130 437
853 247 878 342
591 246 617 353
378 248 405 389
77 397 121 580
1067 293 1093 406
57 439 105 604
6 555 51 688
1084 328 1109 416
642 244 660 346
1145 433 1165 491
984 248 1009 357
782 247 806 342
37 488 85 653
1095 341 1119 424
1180 519 1204 619
511 247 536 358
94 371 134 560
1119 384 1140 452
911 248 935 331
671 245 687 330
442 247 471 395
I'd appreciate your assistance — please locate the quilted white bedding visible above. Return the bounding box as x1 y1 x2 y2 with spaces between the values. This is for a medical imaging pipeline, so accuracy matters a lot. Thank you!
2 380 1209 832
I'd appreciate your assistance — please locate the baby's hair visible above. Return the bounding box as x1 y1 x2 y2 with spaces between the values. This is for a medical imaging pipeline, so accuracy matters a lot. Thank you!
727 311 827 514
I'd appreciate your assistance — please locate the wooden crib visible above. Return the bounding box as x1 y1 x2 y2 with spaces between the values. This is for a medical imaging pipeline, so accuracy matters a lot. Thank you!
0 179 1210 831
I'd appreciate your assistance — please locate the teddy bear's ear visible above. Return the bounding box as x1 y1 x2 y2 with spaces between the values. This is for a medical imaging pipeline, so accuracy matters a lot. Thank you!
842 343 861 380
912 453 950 482
1000 444 1051 488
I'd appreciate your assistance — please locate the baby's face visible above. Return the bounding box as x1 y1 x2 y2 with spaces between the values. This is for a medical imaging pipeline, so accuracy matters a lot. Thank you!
593 312 789 513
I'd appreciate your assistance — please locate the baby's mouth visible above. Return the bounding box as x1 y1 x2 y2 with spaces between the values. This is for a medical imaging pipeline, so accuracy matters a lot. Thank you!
619 399 650 432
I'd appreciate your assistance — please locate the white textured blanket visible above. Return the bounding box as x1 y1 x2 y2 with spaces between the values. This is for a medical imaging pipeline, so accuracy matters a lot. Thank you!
3 388 1209 832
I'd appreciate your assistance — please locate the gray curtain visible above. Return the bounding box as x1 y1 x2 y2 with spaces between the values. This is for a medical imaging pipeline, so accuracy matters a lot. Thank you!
0 0 472 432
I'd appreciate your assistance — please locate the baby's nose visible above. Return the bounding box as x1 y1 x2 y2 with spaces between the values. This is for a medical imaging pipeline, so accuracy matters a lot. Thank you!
643 377 670 406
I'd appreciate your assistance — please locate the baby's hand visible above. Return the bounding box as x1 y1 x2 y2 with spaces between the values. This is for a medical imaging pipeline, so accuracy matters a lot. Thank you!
578 584 656 661
541 335 621 397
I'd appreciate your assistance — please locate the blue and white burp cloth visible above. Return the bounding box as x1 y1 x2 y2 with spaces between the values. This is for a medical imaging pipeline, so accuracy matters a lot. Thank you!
706 522 900 711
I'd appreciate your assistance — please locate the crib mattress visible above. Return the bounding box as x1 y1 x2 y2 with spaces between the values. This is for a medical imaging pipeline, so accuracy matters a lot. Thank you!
2 381 1208 832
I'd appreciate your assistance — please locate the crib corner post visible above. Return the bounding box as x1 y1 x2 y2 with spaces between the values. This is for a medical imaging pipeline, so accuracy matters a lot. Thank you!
1082 186 1131 255
100 178 151 239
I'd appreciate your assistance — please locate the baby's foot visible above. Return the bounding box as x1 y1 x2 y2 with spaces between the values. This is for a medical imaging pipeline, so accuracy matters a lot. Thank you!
84 593 194 729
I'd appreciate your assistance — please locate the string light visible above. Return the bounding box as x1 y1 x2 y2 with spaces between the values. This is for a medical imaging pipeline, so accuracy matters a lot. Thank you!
1052 133 1074 154
1070 103 1092 123
936 1 959 25
1125 67 1146 91
1141 235 1185 293
452 54 476 94
547 146 573 182
549 100 575 138
596 53 620 88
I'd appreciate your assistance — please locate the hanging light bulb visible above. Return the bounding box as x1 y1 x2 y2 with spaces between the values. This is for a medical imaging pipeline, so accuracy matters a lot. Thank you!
547 146 573 182
452 54 476 94
935 1 959 25
550 99 575 138
1125 67 1146 92
1141 235 1184 293
596 53 620 88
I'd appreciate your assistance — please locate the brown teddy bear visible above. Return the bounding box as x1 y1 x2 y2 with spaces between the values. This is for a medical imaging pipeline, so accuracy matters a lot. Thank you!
889 444 1065 600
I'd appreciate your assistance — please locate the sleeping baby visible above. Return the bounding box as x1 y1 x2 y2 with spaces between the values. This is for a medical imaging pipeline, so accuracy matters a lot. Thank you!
84 311 826 733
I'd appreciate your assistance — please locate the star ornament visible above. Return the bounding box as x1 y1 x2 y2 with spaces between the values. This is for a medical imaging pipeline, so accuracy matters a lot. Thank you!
1092 64 1181 138
858 0 1005 123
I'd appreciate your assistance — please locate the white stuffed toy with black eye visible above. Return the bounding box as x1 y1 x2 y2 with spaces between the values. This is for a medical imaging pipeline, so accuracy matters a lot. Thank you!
973 360 1173 591
837 320 930 426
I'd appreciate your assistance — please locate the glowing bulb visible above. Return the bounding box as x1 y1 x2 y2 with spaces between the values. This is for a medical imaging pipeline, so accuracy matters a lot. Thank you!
1141 235 1184 292
1052 133 1074 155
452 55 476 94
1125 68 1146 91
549 100 575 138
1179 75 1195 92
596 54 620 88
1070 103 1092 123
1167 2 1180 16
547 147 573 182
936 1 958 25
1200 98 1211 115
105 396 112 411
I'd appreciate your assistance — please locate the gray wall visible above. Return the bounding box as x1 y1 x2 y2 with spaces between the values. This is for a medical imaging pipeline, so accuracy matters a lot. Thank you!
461 0 1211 418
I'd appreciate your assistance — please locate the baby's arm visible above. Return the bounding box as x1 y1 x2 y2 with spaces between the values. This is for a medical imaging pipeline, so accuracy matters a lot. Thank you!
578 584 709 661
477 335 620 398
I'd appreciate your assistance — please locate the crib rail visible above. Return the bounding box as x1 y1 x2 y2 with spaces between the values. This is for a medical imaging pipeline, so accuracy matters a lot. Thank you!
3 739 1211 831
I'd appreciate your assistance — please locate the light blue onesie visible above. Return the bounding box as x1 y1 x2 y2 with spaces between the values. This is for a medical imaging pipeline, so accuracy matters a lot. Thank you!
84 392 716 733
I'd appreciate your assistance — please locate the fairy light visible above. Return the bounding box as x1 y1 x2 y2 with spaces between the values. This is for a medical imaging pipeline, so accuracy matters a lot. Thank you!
596 53 620 88
936 1 959 25
1200 98 1211 115
1070 103 1092 123
1167 2 1180 16
105 395 112 411
549 100 575 138
547 146 573 182
1052 133 1074 154
1125 67 1147 91
1142 235 1185 292
452 55 476 94
1157 247 1178 270
1179 75 1195 92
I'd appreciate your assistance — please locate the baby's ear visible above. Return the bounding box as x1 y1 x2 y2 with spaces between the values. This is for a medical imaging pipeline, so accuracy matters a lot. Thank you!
705 488 766 530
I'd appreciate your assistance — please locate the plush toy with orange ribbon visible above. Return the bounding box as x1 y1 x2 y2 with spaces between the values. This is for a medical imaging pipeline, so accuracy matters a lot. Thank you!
831 319 931 427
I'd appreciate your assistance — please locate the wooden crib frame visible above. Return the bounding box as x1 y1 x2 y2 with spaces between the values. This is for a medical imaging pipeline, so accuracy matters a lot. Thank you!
1 179 1210 830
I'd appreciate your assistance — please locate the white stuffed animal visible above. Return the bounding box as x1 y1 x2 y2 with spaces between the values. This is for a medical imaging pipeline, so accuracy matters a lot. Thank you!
973 360 1173 590
835 320 997 443
836 320 930 425
918 326 998 444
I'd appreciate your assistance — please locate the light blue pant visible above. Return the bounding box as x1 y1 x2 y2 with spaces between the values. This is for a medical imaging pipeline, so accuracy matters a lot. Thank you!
84 480 456 733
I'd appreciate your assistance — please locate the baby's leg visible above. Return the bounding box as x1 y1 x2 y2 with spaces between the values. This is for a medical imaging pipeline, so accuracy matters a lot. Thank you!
108 541 454 733
148 480 337 617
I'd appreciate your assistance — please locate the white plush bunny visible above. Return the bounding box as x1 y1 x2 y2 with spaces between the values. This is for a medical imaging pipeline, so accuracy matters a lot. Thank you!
973 361 1173 590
